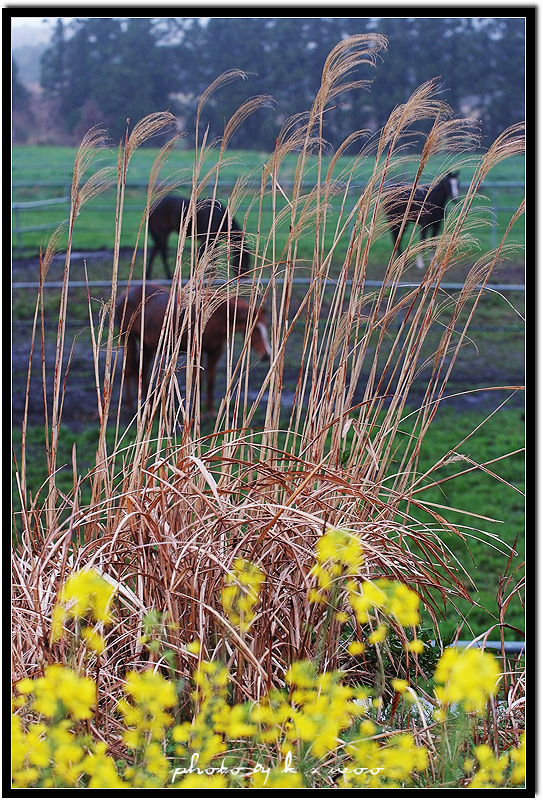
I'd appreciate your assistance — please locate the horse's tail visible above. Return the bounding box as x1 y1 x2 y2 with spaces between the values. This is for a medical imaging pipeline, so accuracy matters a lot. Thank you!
229 213 251 275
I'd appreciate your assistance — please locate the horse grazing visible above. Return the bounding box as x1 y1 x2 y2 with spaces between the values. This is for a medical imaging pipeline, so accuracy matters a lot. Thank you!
384 172 460 269
148 195 251 279
116 284 270 413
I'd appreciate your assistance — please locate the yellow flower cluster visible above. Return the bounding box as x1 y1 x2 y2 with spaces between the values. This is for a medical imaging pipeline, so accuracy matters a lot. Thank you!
309 528 364 603
221 558 265 632
51 568 115 654
433 646 501 715
466 734 525 788
172 659 243 781
307 530 423 655
12 561 525 790
12 653 524 790
171 659 303 788
346 578 423 652
510 734 526 785
339 731 428 788
250 659 371 766
13 667 127 788
172 658 368 785
16 664 95 721
283 661 369 758
119 670 177 744
117 670 178 787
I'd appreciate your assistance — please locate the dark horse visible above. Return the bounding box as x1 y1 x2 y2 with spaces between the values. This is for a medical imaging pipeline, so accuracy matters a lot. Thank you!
116 284 270 413
384 172 460 268
148 195 251 279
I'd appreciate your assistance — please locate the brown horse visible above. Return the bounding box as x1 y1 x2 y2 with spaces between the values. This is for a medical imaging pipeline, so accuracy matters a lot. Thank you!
148 195 251 279
116 284 270 412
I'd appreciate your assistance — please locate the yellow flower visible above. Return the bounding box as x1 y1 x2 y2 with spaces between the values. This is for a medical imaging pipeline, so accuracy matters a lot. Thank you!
510 734 525 785
309 529 364 603
382 581 421 627
216 703 257 738
348 580 387 623
50 603 66 642
341 733 427 788
391 678 409 693
143 740 169 781
177 774 228 788
124 669 176 709
381 733 428 781
52 569 116 643
468 743 509 788
316 528 364 572
81 626 106 654
407 639 425 654
368 624 388 644
285 660 318 689
12 714 27 772
434 647 501 714
347 579 421 630
17 665 95 720
222 559 265 632
193 660 230 701
251 769 304 788
359 719 377 735
348 641 365 656
119 670 177 747
81 742 129 789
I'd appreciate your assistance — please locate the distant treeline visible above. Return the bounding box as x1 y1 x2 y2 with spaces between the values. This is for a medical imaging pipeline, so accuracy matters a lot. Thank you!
13 16 525 149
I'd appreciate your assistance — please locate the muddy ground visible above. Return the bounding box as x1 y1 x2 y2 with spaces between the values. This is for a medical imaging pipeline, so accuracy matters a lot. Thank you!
12 251 525 431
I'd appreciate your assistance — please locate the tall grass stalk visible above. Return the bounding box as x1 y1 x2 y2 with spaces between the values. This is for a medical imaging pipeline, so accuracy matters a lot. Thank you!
13 35 524 768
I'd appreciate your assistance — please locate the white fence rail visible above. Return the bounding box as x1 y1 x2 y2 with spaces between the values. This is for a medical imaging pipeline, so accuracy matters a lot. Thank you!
12 181 524 253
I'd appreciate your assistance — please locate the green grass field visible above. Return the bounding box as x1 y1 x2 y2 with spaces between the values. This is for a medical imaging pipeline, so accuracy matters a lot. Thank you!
12 146 525 266
12 45 526 789
12 142 525 646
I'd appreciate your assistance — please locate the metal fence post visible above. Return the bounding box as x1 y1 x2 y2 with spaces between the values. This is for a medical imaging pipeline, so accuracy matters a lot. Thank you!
14 205 22 253
490 186 498 250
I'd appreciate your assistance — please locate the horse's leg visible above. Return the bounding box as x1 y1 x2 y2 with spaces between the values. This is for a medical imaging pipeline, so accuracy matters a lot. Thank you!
161 245 172 280
232 232 249 276
228 219 249 276
141 343 155 402
148 236 172 280
123 333 139 411
429 221 442 265
390 225 404 255
416 226 427 270
147 241 161 279
149 233 172 280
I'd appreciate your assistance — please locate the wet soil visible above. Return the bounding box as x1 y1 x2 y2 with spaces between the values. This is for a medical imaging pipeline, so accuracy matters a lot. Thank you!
12 251 525 431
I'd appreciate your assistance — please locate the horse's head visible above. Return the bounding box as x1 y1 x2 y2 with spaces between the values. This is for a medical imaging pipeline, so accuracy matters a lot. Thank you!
231 299 270 361
251 307 271 361
447 171 460 202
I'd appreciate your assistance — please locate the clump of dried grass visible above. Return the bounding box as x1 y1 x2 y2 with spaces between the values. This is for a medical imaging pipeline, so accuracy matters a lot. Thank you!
13 35 524 727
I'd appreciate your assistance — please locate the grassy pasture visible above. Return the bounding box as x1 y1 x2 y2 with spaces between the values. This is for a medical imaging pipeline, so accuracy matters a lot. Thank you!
12 39 526 787
12 240 525 643
12 145 525 273
12 134 525 645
